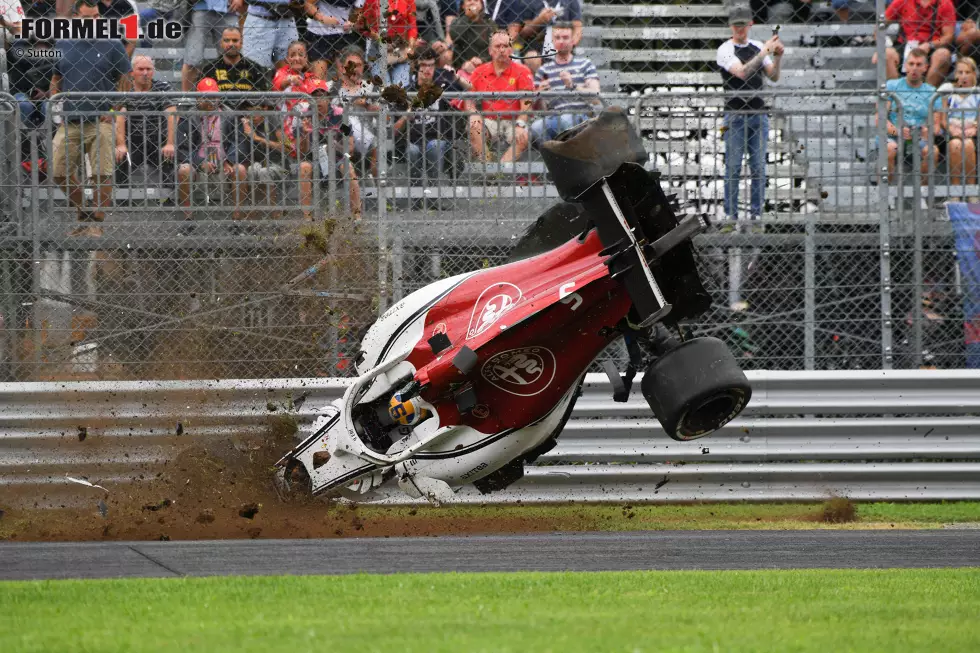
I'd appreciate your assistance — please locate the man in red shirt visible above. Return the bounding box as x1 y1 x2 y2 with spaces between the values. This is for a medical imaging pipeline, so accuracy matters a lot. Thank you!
882 0 955 87
466 30 534 163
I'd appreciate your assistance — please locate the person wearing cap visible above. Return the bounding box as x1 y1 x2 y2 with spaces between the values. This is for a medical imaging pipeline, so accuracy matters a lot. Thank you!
716 5 783 229
284 77 361 220
174 77 252 222
49 0 132 237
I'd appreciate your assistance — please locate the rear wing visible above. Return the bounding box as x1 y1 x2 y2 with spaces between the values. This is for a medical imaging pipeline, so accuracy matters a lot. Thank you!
540 108 712 327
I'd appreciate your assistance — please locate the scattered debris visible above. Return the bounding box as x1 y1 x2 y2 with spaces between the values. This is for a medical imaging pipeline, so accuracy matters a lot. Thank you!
238 503 261 519
97 500 108 518
247 527 262 539
266 402 278 412
820 497 858 523
77 426 88 442
158 534 170 541
0 508 5 520
66 476 108 492
176 422 184 436
142 499 173 512
196 509 215 524
654 476 670 490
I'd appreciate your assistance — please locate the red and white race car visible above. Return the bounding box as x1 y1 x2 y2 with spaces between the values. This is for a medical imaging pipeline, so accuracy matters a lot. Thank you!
275 108 751 503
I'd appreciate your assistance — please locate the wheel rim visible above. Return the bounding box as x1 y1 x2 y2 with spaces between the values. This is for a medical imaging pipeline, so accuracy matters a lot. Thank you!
677 389 746 439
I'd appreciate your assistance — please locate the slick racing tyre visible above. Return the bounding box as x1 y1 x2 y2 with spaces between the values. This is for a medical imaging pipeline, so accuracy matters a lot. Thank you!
641 336 751 441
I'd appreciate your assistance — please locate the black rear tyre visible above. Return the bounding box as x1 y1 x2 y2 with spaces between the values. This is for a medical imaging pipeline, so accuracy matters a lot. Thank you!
641 336 751 441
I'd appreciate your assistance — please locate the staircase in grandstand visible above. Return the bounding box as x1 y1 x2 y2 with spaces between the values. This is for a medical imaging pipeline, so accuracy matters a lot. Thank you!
580 0 882 222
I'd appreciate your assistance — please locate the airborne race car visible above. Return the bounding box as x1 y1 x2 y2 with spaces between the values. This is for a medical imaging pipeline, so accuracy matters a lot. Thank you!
274 107 752 504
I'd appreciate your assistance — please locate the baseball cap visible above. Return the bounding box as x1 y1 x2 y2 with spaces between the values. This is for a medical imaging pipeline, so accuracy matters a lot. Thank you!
729 5 752 26
303 78 332 95
196 77 220 93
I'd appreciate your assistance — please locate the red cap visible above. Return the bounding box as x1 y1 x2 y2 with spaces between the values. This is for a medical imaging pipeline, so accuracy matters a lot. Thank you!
303 78 331 94
196 77 220 93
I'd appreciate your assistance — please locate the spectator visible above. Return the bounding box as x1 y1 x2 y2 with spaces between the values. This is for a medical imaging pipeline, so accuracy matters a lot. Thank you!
466 31 533 163
175 77 251 221
439 0 456 46
449 0 494 67
241 0 299 70
117 55 178 183
303 0 356 80
242 100 289 218
138 0 182 30
0 0 24 43
936 57 980 195
529 23 598 147
96 0 138 56
716 5 783 227
49 0 132 237
522 49 544 77
393 45 464 181
750 0 813 24
882 49 939 183
416 0 443 41
200 26 271 105
9 37 55 130
334 45 379 179
273 41 318 92
356 0 417 87
514 0 582 54
182 0 241 92
883 0 955 87
283 78 361 220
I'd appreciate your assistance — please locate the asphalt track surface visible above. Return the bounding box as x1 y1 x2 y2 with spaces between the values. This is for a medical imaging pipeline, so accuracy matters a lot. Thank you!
2 530 979 580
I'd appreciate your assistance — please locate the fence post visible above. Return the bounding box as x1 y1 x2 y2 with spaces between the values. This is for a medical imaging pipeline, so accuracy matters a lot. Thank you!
876 0 894 369
29 129 43 373
912 129 925 368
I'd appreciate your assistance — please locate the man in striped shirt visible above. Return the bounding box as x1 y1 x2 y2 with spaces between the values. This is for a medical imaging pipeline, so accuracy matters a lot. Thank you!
529 23 599 147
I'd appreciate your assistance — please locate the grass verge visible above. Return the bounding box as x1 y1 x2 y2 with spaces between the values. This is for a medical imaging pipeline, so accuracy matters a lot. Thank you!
350 500 980 532
2 569 978 652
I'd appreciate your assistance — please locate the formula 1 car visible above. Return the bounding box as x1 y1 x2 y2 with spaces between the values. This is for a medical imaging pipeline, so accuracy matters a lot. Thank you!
274 107 751 504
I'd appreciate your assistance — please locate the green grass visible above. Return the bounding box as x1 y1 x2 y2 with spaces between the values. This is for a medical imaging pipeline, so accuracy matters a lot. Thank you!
2 569 979 652
356 501 980 530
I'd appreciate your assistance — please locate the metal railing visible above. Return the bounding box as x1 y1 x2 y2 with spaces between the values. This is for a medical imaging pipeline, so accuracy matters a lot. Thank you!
0 87 978 379
3 370 980 507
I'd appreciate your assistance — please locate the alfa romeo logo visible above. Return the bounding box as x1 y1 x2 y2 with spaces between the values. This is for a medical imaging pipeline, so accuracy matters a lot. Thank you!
481 347 557 397
467 283 523 340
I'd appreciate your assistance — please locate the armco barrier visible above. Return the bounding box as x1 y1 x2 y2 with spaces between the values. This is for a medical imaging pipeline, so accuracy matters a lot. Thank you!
3 370 980 506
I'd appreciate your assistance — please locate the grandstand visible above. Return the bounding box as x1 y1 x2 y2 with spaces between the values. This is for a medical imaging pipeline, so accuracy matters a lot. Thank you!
1 1 950 232
0 1 969 381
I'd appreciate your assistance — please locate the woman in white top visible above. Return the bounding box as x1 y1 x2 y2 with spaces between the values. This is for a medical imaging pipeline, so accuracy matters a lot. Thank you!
304 0 357 81
939 57 980 192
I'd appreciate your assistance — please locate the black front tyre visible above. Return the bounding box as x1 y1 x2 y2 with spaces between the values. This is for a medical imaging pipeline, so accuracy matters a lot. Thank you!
640 336 751 441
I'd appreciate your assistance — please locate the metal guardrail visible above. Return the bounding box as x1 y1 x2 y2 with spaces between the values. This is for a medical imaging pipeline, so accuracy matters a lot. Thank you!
3 370 980 507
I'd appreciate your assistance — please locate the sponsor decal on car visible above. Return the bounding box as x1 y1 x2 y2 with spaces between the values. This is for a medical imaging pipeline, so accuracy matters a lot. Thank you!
466 283 523 340
471 404 491 419
481 346 557 397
